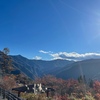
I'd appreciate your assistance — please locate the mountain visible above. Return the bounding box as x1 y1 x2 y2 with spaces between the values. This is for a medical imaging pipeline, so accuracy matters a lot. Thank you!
10 55 74 79
11 55 39 79
32 59 74 74
54 59 100 80
2 52 100 81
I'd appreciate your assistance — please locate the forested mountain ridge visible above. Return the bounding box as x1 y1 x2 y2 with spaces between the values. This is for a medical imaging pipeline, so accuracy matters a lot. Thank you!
1 50 100 81
11 55 74 79
54 59 100 80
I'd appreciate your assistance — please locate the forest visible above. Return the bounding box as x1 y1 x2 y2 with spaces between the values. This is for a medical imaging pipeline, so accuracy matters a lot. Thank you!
1 74 100 100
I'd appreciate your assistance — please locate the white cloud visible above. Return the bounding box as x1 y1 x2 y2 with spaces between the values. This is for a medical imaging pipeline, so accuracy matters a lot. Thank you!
34 50 100 61
39 50 53 54
50 52 100 61
33 56 42 60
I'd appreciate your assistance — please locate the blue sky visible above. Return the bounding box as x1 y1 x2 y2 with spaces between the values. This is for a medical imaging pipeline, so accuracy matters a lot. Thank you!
0 0 100 60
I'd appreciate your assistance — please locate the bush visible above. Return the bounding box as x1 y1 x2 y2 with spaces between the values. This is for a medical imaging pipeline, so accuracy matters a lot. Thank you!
21 93 49 100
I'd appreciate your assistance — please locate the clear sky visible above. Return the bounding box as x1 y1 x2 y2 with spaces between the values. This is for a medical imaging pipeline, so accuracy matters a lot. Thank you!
0 0 100 60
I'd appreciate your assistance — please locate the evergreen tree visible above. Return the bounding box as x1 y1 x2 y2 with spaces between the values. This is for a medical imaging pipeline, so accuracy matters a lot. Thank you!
89 79 94 88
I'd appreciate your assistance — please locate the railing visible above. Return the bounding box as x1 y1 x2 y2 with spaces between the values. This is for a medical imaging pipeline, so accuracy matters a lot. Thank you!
0 88 22 100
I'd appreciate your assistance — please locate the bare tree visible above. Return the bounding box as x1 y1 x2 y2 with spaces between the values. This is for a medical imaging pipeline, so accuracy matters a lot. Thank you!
3 48 10 55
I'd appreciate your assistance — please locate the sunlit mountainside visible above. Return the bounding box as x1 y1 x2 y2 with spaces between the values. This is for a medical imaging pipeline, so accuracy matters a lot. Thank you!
1 51 100 81
53 59 100 80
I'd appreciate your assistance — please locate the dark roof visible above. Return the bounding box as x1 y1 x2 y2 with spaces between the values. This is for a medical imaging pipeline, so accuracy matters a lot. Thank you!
12 84 34 92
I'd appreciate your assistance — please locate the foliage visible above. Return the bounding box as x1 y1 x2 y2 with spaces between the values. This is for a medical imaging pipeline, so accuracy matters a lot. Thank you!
1 74 100 100
21 93 48 100
34 75 100 100
93 80 100 93
0 48 13 75
3 48 10 55
0 75 16 90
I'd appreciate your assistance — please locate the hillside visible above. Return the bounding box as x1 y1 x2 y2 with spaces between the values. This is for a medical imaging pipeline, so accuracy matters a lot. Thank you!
1 51 100 81
54 59 100 80
11 55 74 79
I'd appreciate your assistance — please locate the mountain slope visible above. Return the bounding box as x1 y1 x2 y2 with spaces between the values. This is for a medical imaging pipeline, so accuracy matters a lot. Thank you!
1 51 100 80
11 55 74 79
55 59 100 80
32 59 74 74
11 55 42 79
